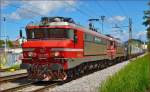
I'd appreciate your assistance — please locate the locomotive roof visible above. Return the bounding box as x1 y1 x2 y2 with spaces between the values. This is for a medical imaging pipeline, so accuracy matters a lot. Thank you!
27 22 121 43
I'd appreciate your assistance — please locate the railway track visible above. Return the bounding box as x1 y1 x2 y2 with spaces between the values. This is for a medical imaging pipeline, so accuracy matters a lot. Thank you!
1 81 58 92
0 73 72 92
25 82 58 92
0 69 8 72
1 82 35 92
0 73 28 83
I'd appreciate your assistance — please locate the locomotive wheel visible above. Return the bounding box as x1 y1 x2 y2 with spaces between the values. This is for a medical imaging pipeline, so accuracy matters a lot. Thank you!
108 60 112 66
73 68 78 79
67 69 73 79
93 62 96 70
79 65 84 76
103 60 107 68
84 63 88 73
76 66 82 77
98 62 102 69
98 61 103 69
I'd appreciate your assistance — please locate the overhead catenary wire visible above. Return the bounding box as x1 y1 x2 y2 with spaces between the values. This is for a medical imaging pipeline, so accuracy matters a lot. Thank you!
80 1 101 17
95 0 120 34
64 1 93 18
116 0 128 17
95 0 113 17
95 0 120 24
95 0 129 37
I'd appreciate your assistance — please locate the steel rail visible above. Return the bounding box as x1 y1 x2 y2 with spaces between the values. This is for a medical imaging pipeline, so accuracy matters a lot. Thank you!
1 82 37 92
31 83 58 92
0 73 28 83
1 82 58 92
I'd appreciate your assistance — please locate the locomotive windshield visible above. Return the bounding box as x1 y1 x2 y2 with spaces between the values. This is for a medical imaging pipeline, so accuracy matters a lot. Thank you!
26 28 74 40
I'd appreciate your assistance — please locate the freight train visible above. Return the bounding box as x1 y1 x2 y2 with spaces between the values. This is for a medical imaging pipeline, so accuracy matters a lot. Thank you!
20 17 143 81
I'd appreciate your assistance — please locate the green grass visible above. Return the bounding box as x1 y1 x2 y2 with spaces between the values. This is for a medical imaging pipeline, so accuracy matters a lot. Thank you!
2 64 20 71
99 54 150 92
8 64 20 70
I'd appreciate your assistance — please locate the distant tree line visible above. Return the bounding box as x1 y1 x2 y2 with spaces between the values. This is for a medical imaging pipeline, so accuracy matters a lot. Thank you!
143 2 150 52
0 40 14 48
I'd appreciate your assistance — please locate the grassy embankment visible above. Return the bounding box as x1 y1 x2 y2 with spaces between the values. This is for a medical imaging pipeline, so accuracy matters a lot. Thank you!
99 54 150 92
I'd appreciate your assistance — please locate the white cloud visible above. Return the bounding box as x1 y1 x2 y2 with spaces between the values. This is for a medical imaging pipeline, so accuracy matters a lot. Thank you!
136 31 146 36
9 12 21 20
7 1 76 20
113 16 126 22
106 16 126 24
135 31 147 40
1 0 20 9
1 0 10 8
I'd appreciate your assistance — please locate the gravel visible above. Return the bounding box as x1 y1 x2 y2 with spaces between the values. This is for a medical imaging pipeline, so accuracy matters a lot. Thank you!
47 61 129 92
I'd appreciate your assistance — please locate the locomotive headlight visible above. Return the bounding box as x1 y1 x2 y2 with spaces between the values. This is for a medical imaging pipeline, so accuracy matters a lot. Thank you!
28 52 33 57
51 51 60 57
28 52 36 57
54 52 60 56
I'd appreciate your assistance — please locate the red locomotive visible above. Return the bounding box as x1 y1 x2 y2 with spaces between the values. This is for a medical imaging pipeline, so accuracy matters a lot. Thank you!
21 17 126 81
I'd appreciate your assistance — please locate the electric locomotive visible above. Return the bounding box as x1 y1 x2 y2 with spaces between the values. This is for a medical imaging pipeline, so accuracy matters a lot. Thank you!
21 17 126 81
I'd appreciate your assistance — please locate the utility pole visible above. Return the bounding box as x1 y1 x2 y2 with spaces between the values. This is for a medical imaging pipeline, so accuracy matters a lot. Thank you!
101 16 105 33
4 17 7 52
128 17 132 57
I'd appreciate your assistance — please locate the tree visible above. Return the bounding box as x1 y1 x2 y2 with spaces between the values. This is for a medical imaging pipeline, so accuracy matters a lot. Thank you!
0 40 4 47
0 40 14 48
7 40 14 48
143 2 150 52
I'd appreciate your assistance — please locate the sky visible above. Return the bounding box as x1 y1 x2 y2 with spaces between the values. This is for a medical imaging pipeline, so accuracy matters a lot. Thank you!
0 0 149 42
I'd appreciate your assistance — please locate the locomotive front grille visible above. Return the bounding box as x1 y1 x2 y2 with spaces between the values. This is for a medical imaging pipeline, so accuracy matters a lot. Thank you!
27 63 66 81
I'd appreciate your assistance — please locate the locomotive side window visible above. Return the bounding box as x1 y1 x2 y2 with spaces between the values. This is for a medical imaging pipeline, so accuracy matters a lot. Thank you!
84 33 94 42
114 42 116 48
94 37 101 44
31 31 35 38
74 30 78 43
102 39 107 45
84 33 107 45
110 41 113 45
117 43 123 47
67 29 74 40
26 31 32 39
94 37 107 45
